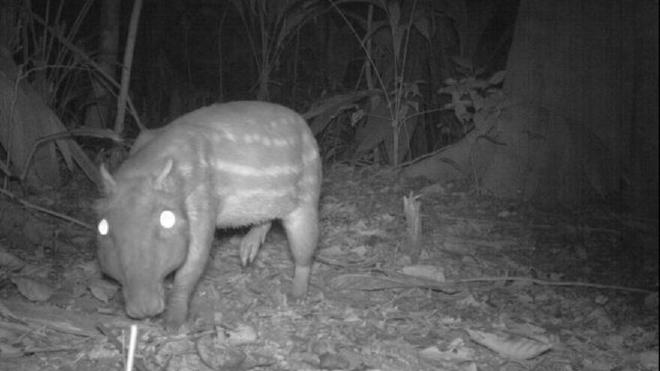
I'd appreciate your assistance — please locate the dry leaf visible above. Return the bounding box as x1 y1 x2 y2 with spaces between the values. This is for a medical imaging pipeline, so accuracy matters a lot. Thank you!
419 345 473 361
22 220 52 245
401 265 446 282
19 263 52 278
0 342 23 358
0 300 17 319
88 341 120 360
637 350 659 368
196 334 246 370
227 323 258 346
0 249 24 271
11 276 54 302
467 329 552 360
329 274 401 291
89 279 119 303
319 352 350 370
76 260 102 275
322 245 344 256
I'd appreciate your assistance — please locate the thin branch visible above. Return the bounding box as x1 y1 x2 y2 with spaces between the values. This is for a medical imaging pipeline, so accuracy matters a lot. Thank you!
114 0 143 133
0 188 93 230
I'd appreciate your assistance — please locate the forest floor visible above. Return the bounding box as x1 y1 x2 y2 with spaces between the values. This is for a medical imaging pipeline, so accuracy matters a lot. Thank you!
0 164 657 371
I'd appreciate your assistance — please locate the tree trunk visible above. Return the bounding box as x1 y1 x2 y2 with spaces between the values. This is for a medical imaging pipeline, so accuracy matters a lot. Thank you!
488 0 656 212
405 0 657 216
628 0 658 218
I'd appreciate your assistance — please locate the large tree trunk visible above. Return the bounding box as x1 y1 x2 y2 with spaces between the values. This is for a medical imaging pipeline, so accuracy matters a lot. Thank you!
629 0 658 218
404 0 657 217
489 0 656 214
490 0 627 206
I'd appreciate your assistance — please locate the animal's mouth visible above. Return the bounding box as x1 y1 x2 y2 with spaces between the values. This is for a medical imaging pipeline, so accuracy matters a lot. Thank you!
123 283 166 319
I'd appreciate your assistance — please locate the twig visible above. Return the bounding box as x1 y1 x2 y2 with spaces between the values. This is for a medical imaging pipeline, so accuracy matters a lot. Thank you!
374 269 656 294
433 212 622 235
0 319 31 333
22 345 84 354
27 12 143 130
0 188 93 230
449 276 655 294
20 128 122 182
114 0 143 134
396 144 451 168
0 158 11 176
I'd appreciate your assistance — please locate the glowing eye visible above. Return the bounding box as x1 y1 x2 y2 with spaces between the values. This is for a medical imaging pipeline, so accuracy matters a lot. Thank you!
160 210 176 229
98 219 109 236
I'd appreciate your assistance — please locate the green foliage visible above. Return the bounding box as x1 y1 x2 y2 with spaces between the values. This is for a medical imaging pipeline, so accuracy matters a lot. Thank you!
229 0 326 100
15 0 96 122
438 70 507 134
331 0 431 165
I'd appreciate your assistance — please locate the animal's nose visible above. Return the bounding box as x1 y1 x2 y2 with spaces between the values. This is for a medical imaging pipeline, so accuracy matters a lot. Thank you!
124 288 165 319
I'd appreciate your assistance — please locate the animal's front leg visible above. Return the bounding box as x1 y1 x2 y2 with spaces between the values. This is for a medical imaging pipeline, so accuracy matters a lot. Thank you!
240 222 272 266
165 194 215 331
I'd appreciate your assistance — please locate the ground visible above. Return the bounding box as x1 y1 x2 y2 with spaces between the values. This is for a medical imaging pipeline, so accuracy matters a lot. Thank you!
0 165 657 370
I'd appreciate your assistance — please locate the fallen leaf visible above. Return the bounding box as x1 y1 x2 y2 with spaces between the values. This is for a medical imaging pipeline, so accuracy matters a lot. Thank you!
401 265 445 282
227 323 258 346
319 352 350 370
89 279 119 303
419 345 473 361
467 329 552 360
0 342 23 358
11 276 54 302
0 249 24 271
196 334 246 370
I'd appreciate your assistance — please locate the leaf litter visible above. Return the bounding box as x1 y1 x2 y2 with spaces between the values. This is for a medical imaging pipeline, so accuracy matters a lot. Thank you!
0 164 657 370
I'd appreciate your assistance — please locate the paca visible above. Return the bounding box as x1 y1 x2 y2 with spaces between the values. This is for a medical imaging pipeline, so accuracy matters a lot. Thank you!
95 101 321 329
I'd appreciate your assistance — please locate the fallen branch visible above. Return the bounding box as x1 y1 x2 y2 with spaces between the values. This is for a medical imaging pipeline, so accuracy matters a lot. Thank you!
449 275 655 294
334 269 656 295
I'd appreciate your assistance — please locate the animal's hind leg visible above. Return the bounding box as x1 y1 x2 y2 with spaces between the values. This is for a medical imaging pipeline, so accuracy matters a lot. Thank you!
281 204 318 297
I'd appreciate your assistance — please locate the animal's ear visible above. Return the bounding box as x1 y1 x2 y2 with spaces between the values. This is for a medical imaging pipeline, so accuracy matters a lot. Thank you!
154 158 174 189
99 164 116 195
130 129 157 155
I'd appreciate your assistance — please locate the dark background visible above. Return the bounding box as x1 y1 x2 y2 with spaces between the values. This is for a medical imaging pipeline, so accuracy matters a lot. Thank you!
0 0 657 219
